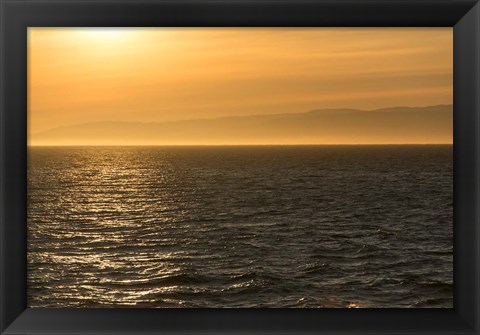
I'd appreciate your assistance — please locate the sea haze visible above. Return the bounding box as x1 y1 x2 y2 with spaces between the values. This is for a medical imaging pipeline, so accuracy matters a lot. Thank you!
27 145 453 308
30 105 452 146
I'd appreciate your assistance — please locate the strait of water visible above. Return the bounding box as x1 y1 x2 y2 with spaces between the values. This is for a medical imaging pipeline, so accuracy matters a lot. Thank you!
27 145 453 308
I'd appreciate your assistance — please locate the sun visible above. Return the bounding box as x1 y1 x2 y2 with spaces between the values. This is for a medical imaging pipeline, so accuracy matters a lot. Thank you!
92 28 125 39
81 28 130 42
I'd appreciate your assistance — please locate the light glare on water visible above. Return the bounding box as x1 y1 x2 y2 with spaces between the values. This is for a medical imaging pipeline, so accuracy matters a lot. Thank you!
27 146 453 308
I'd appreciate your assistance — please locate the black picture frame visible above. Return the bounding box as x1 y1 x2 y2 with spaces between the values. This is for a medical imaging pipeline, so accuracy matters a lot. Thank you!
1 0 479 334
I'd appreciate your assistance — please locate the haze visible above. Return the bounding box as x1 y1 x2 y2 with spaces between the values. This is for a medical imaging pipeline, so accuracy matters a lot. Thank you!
28 28 452 145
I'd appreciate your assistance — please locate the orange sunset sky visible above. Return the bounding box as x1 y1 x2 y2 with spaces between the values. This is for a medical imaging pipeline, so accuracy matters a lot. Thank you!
28 28 453 145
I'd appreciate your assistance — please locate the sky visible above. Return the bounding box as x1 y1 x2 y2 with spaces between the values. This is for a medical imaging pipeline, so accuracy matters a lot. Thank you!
28 28 452 144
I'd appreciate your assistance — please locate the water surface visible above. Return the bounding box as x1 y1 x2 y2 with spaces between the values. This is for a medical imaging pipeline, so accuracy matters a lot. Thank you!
27 145 453 308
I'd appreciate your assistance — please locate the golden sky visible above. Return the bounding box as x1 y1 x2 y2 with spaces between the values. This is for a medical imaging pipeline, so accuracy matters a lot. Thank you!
28 28 452 145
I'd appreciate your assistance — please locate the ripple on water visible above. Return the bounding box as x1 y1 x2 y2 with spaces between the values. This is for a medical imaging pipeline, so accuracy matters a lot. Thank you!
27 146 453 307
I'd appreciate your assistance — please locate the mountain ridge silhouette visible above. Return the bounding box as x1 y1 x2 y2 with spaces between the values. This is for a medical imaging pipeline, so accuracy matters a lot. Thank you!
31 105 453 145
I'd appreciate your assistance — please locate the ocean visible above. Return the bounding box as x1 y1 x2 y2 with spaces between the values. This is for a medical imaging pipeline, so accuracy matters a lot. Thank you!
27 145 453 308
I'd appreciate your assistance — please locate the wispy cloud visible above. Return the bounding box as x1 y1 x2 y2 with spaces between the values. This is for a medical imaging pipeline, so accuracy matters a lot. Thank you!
29 28 452 138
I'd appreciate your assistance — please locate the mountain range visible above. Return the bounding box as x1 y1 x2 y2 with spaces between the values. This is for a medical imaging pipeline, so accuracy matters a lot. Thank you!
30 105 453 145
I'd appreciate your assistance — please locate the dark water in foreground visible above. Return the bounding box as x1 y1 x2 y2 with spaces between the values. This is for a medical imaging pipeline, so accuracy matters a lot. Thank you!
27 145 453 308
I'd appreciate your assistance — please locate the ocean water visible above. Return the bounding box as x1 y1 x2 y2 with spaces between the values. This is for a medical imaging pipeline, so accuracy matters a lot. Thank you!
27 145 453 308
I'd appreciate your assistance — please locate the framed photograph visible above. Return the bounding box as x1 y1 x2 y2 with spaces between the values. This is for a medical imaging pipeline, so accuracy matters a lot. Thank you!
1 0 479 334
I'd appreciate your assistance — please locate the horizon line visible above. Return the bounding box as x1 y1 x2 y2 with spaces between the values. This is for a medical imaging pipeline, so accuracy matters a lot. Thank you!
28 143 454 147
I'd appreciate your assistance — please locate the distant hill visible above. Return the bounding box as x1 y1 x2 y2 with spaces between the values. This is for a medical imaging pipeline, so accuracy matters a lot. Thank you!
30 105 453 145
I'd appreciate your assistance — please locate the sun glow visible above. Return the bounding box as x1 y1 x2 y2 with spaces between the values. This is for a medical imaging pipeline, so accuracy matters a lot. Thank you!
28 28 452 145
82 27 130 40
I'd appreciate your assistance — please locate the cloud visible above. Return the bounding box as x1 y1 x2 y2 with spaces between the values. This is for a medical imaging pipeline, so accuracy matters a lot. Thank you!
28 28 452 134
